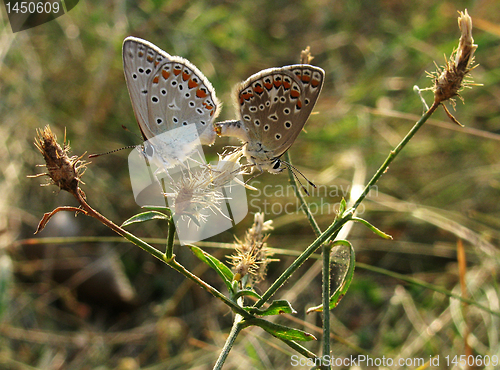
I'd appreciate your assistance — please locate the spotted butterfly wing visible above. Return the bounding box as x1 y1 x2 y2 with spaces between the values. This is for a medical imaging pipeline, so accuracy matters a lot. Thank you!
217 64 324 173
122 37 220 146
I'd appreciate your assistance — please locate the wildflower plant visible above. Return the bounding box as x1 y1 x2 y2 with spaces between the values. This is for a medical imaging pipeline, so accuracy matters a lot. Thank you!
30 9 492 370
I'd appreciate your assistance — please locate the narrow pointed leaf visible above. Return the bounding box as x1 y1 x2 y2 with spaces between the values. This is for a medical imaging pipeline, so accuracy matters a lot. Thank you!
121 211 170 227
141 205 171 215
247 300 296 316
189 245 234 292
307 240 356 313
338 198 347 217
233 289 262 301
243 318 316 342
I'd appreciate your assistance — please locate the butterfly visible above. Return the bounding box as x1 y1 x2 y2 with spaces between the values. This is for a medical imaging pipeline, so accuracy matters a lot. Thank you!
122 36 221 169
215 64 324 174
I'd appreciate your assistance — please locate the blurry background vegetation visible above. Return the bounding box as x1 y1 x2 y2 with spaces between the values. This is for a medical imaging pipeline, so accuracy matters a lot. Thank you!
1 0 500 369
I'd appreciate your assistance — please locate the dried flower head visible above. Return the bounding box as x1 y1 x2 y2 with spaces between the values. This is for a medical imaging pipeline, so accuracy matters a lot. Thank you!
32 126 87 196
300 46 314 64
429 9 479 124
207 149 255 190
229 213 274 285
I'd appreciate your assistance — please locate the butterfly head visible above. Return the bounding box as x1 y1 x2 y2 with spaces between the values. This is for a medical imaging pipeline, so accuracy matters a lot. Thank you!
269 158 284 174
250 156 283 175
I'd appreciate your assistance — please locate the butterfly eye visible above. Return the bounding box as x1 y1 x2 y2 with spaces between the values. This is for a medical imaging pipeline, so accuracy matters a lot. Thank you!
272 160 281 170
144 143 154 157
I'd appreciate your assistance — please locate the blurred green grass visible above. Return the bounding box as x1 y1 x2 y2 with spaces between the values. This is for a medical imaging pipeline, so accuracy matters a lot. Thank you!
1 0 500 369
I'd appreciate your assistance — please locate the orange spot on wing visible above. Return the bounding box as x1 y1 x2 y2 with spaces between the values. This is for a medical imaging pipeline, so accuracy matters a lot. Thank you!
203 102 215 113
173 68 181 76
311 78 320 87
301 75 311 83
264 81 273 90
154 61 159 66
162 70 170 79
242 92 253 101
152 75 159 84
188 79 199 89
273 79 282 88
147 56 154 62
182 71 190 81
196 89 208 98
290 89 301 98
296 100 302 109
283 80 291 89
254 84 264 94
138 51 144 57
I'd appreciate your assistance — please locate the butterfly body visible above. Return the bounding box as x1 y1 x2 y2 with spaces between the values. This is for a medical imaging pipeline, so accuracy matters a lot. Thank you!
216 65 324 173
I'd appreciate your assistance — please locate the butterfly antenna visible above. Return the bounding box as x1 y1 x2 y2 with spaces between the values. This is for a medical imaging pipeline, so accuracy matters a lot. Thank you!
89 125 145 158
88 145 137 158
121 124 145 141
281 160 316 196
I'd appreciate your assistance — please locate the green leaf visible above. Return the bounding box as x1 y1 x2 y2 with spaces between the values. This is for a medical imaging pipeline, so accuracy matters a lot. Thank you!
246 300 296 316
307 240 356 313
243 318 316 342
338 198 347 217
233 289 262 301
121 211 170 227
189 245 234 292
141 205 171 214
352 216 393 239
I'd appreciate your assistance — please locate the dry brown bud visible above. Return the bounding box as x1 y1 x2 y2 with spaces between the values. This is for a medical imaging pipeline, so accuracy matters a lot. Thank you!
229 213 274 285
432 9 478 106
32 126 87 196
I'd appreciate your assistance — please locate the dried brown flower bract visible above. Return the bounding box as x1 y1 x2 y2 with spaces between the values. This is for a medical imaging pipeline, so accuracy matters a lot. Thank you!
229 213 274 285
32 126 130 237
429 9 479 125
32 125 87 196
300 46 314 64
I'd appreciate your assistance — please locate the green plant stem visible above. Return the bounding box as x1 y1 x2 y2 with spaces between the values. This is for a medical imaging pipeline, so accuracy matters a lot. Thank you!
284 152 321 237
165 217 176 260
70 189 253 319
213 312 244 370
166 258 252 319
321 243 332 365
285 152 332 364
254 216 350 308
214 312 319 369
280 339 318 360
350 101 439 212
